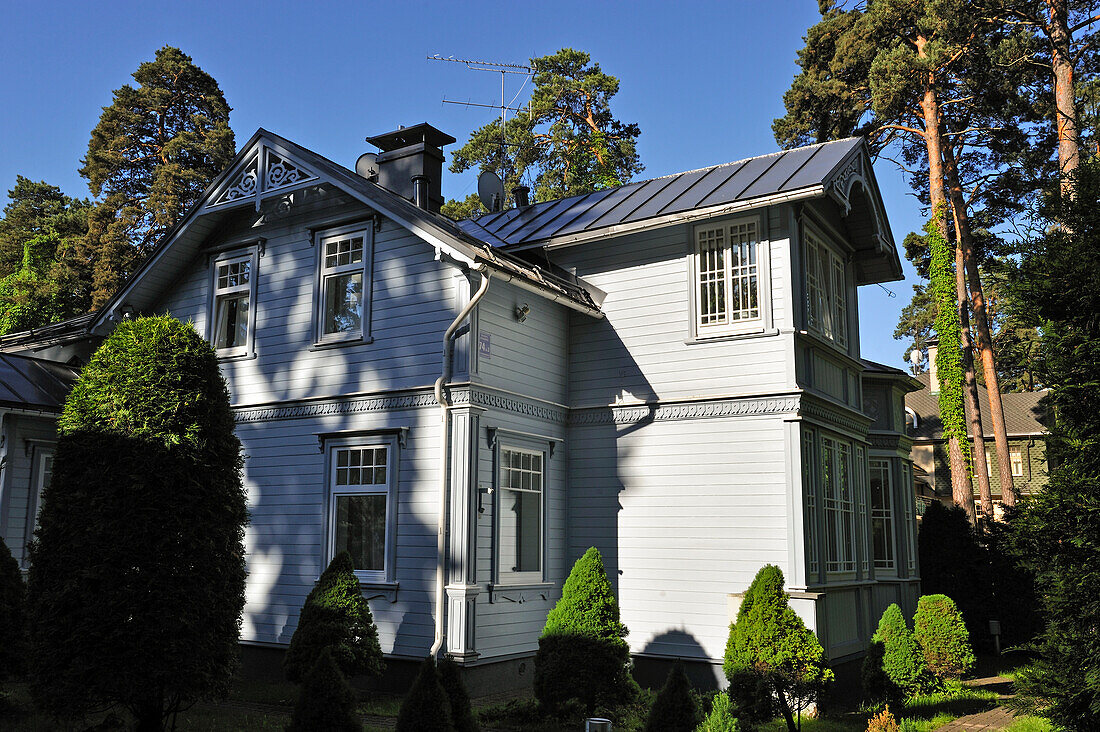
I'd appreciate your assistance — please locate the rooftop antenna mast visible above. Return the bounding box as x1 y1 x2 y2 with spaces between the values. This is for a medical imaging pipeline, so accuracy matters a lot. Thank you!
428 55 534 177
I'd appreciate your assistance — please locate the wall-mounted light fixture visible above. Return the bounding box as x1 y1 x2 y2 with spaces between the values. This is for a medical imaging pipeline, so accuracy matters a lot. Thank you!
515 304 530 323
118 304 136 320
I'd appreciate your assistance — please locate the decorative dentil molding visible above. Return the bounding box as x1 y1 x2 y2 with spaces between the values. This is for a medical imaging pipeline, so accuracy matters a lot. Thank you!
234 391 438 424
568 394 802 426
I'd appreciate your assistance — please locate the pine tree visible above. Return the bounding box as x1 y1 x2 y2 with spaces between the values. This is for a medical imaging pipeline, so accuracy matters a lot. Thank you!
284 551 384 683
723 565 834 732
643 662 699 732
395 657 454 732
913 595 975 680
438 656 479 732
26 316 248 730
76 46 235 308
0 536 26 680
288 647 362 732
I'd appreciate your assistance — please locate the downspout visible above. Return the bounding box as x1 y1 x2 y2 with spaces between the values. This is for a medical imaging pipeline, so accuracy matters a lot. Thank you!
0 411 9 540
430 266 491 658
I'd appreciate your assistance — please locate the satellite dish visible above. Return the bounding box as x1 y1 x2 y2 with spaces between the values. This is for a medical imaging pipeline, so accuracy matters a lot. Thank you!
478 171 505 212
355 152 379 180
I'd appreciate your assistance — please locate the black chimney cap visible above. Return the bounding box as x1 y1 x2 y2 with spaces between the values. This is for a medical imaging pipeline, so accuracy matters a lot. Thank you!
366 123 456 152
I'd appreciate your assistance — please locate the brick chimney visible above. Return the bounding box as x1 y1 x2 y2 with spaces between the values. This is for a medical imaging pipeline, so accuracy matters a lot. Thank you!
365 123 456 213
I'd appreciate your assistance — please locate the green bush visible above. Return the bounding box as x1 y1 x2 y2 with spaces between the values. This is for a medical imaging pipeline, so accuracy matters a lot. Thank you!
438 655 478 732
288 647 362 732
535 547 636 715
697 691 740 732
913 595 975 680
26 316 248 730
723 565 834 732
0 536 26 680
861 640 901 707
284 552 384 683
395 657 454 732
644 662 698 732
873 603 928 696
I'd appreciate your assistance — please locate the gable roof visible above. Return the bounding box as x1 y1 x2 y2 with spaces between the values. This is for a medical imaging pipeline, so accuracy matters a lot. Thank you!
905 372 1050 441
0 353 79 412
458 137 901 284
88 128 601 334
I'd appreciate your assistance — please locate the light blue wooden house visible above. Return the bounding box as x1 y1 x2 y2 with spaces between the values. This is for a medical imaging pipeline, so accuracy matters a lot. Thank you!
0 123 920 688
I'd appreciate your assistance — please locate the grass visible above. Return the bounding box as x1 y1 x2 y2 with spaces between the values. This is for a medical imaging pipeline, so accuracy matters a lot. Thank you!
1002 716 1056 732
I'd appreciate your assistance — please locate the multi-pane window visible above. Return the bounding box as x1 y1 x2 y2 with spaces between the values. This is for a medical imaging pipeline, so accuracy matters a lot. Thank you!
212 254 253 356
805 229 847 348
802 429 819 576
986 448 1026 478
33 450 53 531
329 443 393 581
822 436 855 573
694 219 762 335
869 459 895 572
901 461 916 574
318 226 370 342
498 448 544 583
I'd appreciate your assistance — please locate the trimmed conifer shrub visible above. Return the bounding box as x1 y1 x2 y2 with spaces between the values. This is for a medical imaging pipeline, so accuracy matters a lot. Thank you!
438 655 478 732
643 661 699 732
865 705 900 732
723 565 834 732
872 604 928 696
288 647 362 732
0 536 26 679
395 657 454 732
698 691 740 732
26 316 248 730
861 641 900 707
913 595 975 680
534 546 636 715
285 551 384 683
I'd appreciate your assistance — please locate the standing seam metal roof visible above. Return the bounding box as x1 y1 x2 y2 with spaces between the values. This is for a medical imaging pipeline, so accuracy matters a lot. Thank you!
0 353 79 412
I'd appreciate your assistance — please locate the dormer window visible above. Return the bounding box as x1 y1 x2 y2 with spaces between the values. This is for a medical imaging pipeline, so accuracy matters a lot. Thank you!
316 223 373 345
210 249 257 358
692 217 763 337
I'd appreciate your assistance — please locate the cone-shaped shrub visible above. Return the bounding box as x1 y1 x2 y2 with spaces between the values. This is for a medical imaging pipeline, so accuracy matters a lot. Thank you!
535 547 636 715
865 705 900 732
26 316 248 729
0 536 26 679
288 647 362 732
285 551 384 683
395 657 454 732
723 565 834 732
913 595 975 680
438 655 478 732
861 641 900 707
643 661 699 732
698 691 740 732
872 604 928 696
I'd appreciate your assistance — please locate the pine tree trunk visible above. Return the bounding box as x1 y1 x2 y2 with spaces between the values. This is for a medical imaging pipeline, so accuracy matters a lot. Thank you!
941 142 1016 505
918 54 971 501
1047 0 1080 196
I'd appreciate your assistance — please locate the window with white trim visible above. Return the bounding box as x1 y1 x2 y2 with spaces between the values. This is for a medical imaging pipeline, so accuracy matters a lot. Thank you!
33 450 53 530
802 429 819 576
986 448 1025 478
821 436 855 573
498 447 544 584
327 439 396 582
805 228 847 348
317 224 372 343
693 218 762 336
211 251 256 357
901 461 916 574
869 459 896 572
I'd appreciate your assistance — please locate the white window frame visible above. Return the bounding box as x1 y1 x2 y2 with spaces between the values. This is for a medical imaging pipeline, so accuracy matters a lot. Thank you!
690 216 766 338
869 458 896 573
821 435 856 574
495 443 547 586
209 248 258 359
315 222 373 345
804 226 848 349
801 428 819 577
1010 448 1024 477
324 435 399 584
902 461 916 574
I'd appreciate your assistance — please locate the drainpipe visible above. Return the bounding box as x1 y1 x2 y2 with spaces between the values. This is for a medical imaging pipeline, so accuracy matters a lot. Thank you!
430 266 491 658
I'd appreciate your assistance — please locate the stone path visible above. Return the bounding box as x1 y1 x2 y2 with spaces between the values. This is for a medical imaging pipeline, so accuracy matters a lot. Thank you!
934 675 1018 732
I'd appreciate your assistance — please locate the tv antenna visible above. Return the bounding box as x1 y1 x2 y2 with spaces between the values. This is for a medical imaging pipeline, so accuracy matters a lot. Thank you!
428 54 535 178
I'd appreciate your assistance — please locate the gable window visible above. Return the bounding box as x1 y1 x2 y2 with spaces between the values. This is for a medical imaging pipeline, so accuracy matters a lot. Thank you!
210 250 257 358
326 437 398 582
805 228 847 348
821 436 855 573
869 459 895 572
317 224 372 344
498 446 544 584
693 218 763 337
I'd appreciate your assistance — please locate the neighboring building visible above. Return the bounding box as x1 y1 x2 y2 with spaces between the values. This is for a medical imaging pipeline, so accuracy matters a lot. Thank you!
905 342 1051 509
0 123 917 687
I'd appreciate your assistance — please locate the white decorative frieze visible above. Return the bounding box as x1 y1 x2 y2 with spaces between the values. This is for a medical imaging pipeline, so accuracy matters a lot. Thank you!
208 145 318 210
265 152 315 191
213 157 259 206
569 394 802 426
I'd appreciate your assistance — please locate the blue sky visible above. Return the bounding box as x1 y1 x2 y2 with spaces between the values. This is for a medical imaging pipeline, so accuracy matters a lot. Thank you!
0 0 923 368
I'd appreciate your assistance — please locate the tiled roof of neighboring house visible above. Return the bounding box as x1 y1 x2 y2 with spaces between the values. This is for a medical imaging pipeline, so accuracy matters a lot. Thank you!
0 353 79 412
905 372 1050 441
0 313 95 352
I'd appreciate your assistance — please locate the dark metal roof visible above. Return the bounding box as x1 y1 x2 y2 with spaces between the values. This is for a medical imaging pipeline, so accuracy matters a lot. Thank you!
460 137 867 249
0 353 79 412
905 372 1051 441
0 313 95 352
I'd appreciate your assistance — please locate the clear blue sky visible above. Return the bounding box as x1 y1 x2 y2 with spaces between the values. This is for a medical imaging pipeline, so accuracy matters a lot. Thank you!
0 0 923 368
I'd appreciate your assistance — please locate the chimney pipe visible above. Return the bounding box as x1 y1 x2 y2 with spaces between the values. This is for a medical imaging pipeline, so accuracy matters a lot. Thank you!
413 176 429 209
927 339 940 395
364 123 456 213
512 185 530 208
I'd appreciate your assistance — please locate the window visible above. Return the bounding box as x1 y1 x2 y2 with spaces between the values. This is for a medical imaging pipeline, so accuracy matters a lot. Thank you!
1010 449 1024 477
869 459 895 572
498 447 544 584
327 439 396 582
317 224 372 343
821 436 855 573
805 228 847 347
693 218 763 336
211 251 256 358
901 461 916 574
802 429 819 576
32 449 53 530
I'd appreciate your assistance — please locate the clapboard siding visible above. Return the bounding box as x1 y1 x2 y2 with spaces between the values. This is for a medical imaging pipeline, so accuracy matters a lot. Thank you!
0 415 56 567
555 209 796 407
568 415 789 661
